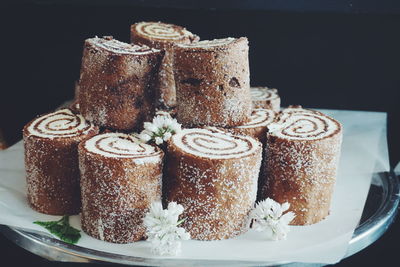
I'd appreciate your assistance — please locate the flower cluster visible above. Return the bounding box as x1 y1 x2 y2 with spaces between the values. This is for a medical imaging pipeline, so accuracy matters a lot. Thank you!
143 202 190 256
250 198 295 241
138 113 181 145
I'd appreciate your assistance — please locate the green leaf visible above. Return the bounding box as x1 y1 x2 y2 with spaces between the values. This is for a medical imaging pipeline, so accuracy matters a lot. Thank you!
33 220 58 228
34 215 81 244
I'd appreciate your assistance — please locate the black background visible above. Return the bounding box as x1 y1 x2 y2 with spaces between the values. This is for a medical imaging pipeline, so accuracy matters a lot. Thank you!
0 1 399 266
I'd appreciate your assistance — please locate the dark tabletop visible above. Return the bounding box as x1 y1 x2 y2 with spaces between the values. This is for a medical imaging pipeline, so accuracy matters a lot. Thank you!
1 2 399 266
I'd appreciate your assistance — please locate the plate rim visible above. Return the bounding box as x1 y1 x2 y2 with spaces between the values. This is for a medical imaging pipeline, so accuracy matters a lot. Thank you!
1 171 399 266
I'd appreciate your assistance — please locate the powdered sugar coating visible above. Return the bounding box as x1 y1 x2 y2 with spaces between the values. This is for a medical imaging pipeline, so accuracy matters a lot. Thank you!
176 87 252 127
79 133 163 243
84 133 162 163
174 37 251 127
166 130 262 240
26 109 95 139
171 128 259 159
23 109 99 215
79 36 163 130
130 22 199 109
260 107 343 225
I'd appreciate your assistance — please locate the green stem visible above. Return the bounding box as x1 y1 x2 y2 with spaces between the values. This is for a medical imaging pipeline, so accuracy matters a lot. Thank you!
177 218 186 226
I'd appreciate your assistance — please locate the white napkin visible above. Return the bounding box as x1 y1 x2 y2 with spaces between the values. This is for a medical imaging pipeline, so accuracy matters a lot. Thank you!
0 109 389 264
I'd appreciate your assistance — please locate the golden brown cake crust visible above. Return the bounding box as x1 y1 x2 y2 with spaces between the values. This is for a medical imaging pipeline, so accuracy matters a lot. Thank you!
165 129 262 240
130 21 199 108
23 109 99 215
78 36 164 131
78 133 164 243
174 37 252 127
260 107 343 225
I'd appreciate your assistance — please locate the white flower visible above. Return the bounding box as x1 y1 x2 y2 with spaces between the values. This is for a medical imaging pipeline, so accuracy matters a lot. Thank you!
153 116 167 128
155 136 163 145
163 132 172 141
250 198 295 241
143 202 190 256
166 118 181 133
138 131 152 142
144 122 159 133
138 114 182 145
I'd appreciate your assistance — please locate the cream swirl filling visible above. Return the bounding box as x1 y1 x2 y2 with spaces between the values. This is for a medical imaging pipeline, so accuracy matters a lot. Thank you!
250 87 279 101
135 22 194 40
236 109 275 129
89 37 158 55
84 133 161 161
27 109 94 139
177 37 235 48
172 128 259 159
269 108 341 140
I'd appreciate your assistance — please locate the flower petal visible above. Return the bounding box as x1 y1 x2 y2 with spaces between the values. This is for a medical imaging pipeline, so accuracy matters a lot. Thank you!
250 198 295 241
144 201 190 256
155 136 163 145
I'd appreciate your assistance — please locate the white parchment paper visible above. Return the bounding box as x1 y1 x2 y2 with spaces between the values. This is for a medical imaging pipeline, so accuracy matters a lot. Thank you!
0 109 389 264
